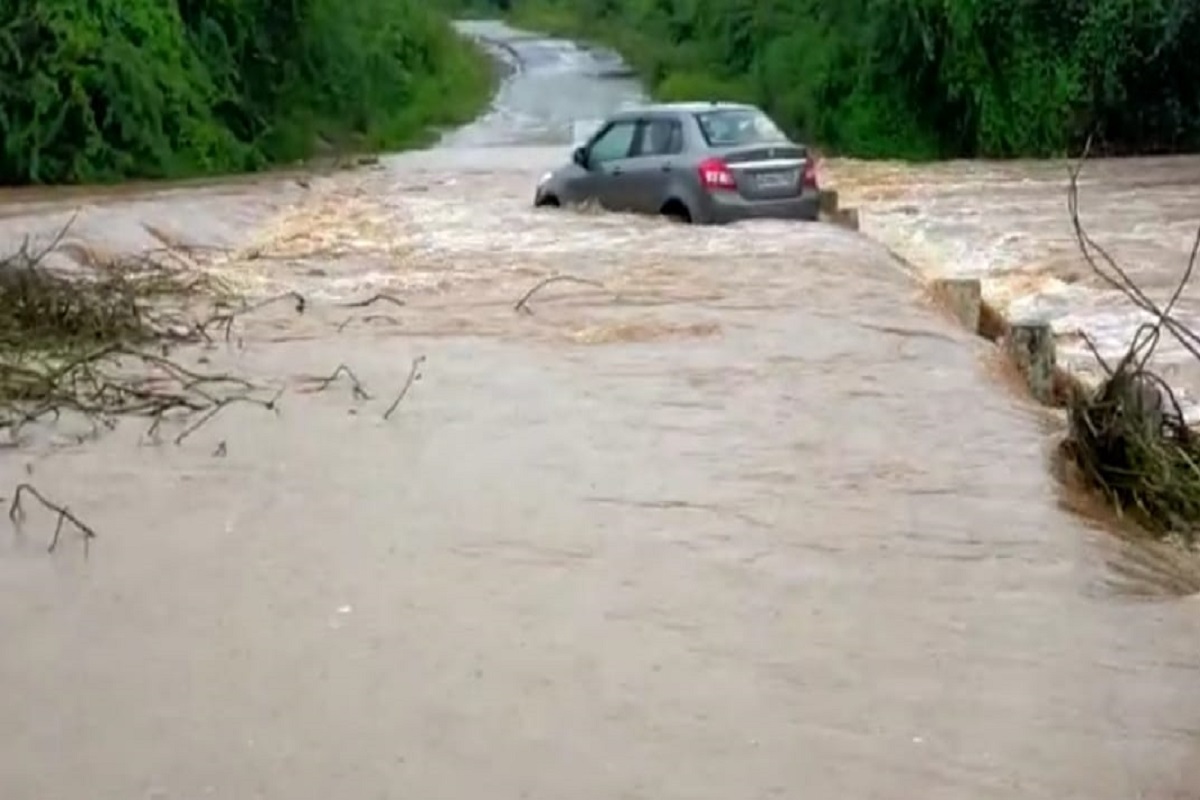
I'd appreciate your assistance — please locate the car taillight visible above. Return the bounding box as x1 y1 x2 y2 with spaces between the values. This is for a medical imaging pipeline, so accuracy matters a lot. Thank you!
802 158 818 188
698 157 736 192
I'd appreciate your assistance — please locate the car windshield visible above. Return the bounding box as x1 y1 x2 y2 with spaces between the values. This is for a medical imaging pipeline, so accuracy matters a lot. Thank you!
695 108 788 147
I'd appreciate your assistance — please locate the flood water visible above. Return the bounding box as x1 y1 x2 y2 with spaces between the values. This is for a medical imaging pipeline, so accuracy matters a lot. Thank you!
826 156 1200 418
1 19 1199 800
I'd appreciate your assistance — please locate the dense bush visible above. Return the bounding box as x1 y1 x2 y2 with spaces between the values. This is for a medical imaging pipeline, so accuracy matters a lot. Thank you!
488 0 1200 159
0 0 492 184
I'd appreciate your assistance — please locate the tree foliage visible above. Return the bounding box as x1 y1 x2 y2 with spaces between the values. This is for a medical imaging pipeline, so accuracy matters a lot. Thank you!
498 0 1200 159
0 0 492 185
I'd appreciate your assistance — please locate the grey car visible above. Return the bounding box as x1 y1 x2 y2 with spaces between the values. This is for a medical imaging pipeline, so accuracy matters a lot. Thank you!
533 102 821 224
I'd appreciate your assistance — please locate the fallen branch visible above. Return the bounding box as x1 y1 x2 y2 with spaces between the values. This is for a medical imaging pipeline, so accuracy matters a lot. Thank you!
1061 136 1200 546
335 292 405 332
8 482 97 556
514 274 607 314
383 356 425 420
340 293 405 310
1067 135 1200 369
299 364 372 400
0 219 313 447
4 342 276 442
0 217 436 562
195 291 307 343
172 390 282 446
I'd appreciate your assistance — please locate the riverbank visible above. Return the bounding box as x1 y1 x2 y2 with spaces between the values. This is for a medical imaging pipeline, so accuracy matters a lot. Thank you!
1 3 496 186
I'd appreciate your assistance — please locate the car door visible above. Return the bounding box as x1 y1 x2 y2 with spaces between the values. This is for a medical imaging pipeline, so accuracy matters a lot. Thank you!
623 116 685 214
564 119 638 210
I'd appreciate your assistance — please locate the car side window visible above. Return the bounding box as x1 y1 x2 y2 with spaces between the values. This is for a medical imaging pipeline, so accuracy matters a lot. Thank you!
632 118 683 157
664 120 683 154
587 121 637 164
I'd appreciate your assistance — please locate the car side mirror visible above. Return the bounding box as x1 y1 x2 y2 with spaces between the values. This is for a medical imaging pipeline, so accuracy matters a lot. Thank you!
572 146 587 168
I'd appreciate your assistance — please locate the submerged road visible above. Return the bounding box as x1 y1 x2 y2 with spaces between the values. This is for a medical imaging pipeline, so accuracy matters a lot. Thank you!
0 19 1198 800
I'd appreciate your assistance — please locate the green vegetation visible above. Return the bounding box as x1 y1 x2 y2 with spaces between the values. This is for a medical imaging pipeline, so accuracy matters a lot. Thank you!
476 0 1200 160
0 0 495 185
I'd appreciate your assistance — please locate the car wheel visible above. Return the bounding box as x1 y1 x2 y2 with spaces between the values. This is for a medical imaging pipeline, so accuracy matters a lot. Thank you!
660 200 691 224
535 194 560 208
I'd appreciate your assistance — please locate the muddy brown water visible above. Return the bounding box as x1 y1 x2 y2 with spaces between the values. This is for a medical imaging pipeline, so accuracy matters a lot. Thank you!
826 156 1200 418
2 20 1199 800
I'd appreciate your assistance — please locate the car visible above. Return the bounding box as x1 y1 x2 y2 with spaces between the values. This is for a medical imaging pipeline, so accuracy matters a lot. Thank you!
533 102 821 224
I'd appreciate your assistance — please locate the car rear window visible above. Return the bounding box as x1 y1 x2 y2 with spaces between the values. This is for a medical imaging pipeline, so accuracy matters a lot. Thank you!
694 109 788 147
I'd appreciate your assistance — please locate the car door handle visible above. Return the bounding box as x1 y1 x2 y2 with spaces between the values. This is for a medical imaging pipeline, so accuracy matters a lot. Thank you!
609 167 622 175
660 165 672 172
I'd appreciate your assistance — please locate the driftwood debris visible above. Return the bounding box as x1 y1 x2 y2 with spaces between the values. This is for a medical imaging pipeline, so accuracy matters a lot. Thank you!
0 213 420 553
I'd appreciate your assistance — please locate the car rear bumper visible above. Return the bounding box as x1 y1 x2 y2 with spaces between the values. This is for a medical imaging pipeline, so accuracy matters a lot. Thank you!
699 190 820 224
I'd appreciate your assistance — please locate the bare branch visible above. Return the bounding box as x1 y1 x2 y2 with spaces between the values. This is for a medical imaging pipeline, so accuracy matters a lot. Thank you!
299 364 372 400
383 356 425 420
340 293 405 309
196 291 307 342
334 293 407 332
1067 137 1200 368
514 274 607 314
1063 136 1200 545
8 482 97 556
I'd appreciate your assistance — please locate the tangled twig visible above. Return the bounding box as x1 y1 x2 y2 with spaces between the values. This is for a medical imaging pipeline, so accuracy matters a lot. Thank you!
8 482 97 556
383 356 425 420
300 364 372 400
1062 137 1200 545
514 274 607 314
196 291 307 343
3 340 277 443
1067 135 1200 371
0 217 431 559
0 218 340 446
173 390 282 446
340 293 405 310
334 292 405 332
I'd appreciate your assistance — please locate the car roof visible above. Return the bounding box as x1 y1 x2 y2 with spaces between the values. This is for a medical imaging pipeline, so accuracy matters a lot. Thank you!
607 101 758 121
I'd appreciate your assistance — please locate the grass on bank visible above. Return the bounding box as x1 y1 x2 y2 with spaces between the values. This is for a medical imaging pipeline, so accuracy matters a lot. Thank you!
259 9 498 166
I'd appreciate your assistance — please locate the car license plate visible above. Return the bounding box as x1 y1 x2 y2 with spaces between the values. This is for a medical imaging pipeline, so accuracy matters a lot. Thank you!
756 170 796 189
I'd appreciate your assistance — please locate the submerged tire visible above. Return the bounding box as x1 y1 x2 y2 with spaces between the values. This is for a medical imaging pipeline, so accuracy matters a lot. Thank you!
660 199 691 224
534 194 560 208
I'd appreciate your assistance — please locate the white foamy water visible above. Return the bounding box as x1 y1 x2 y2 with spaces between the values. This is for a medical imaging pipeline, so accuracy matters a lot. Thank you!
827 157 1200 418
